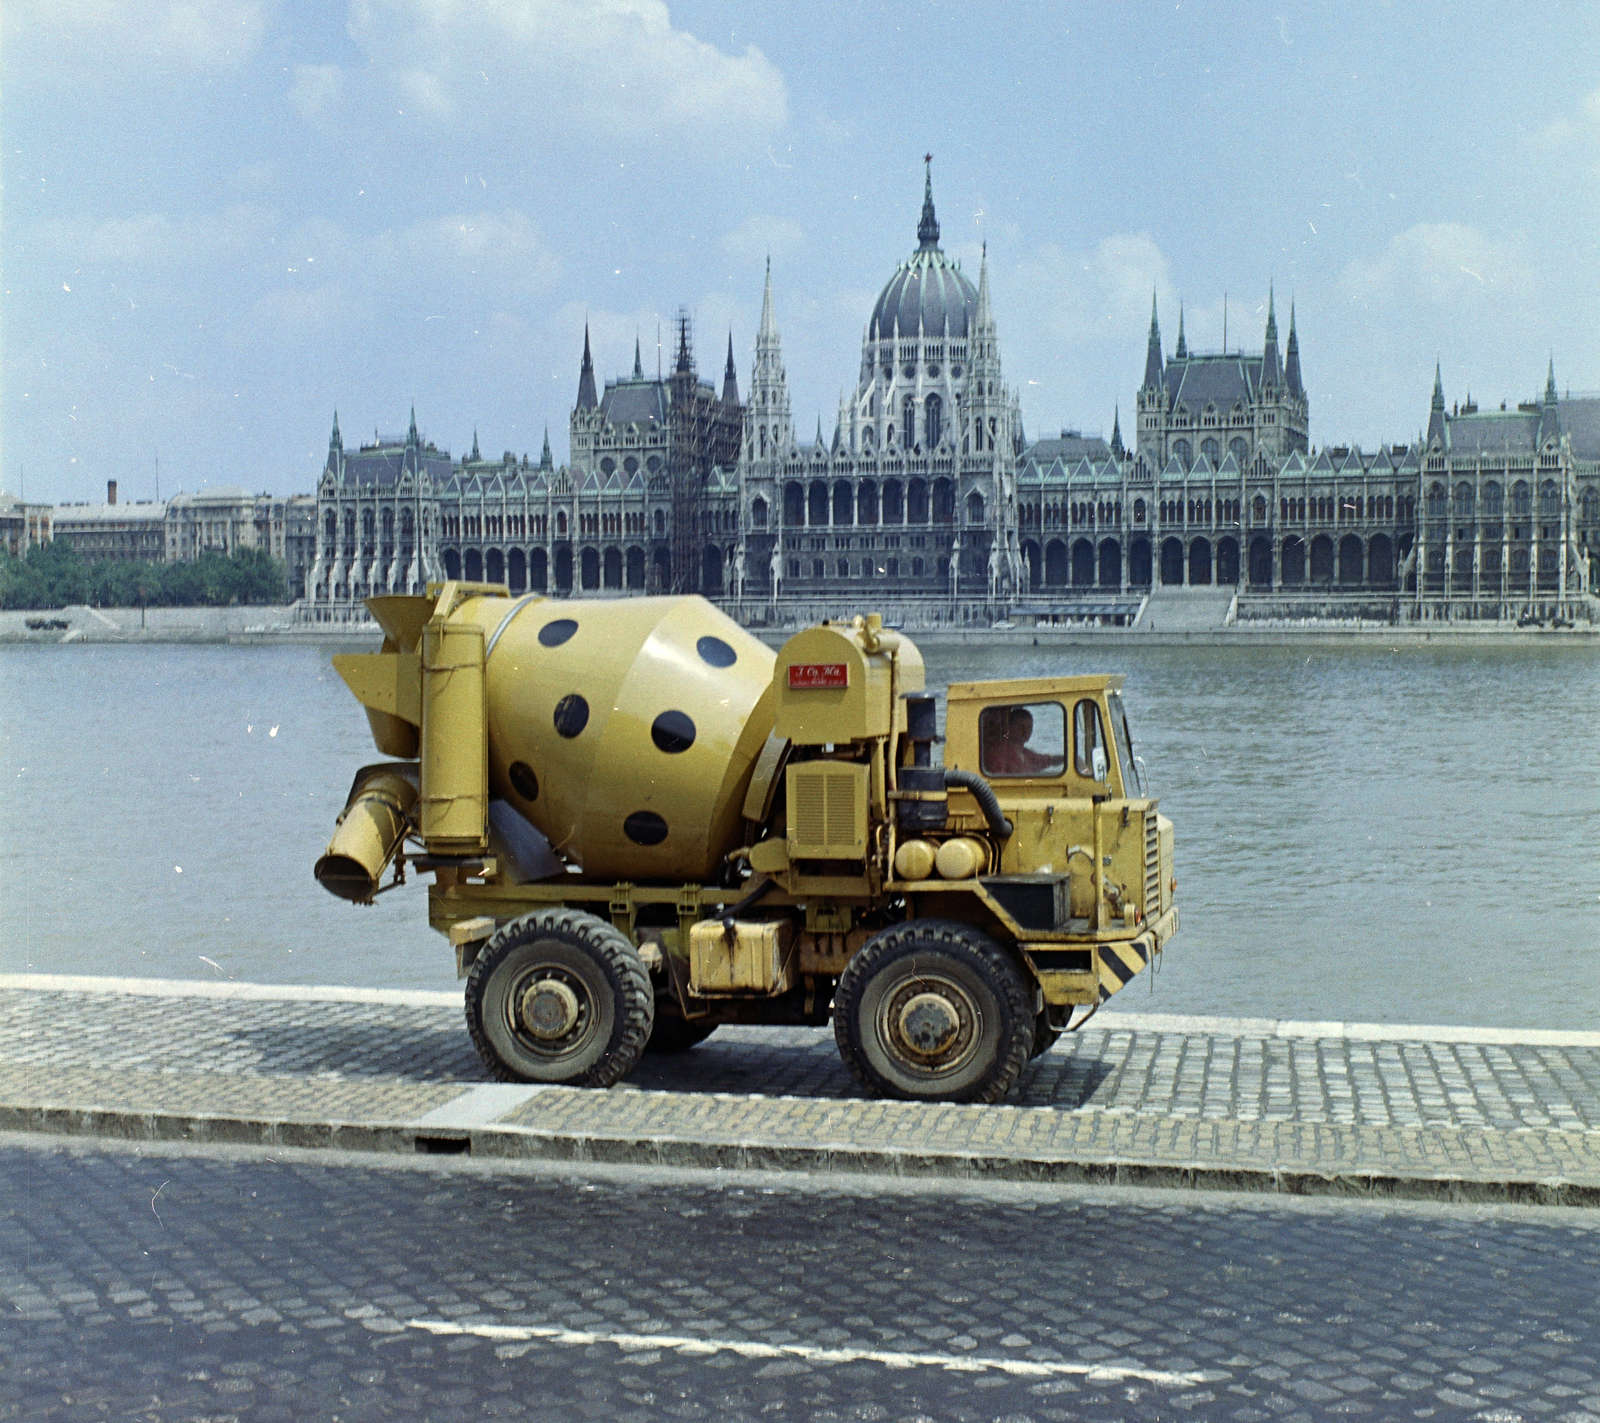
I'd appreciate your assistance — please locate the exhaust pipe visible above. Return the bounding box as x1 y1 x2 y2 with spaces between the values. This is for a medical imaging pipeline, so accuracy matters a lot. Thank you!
314 766 419 903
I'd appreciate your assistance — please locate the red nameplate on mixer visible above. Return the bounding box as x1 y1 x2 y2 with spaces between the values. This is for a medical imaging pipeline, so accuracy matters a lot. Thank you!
787 663 848 689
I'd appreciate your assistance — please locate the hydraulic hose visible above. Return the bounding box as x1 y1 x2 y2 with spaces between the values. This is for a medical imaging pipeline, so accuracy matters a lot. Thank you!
943 769 1013 839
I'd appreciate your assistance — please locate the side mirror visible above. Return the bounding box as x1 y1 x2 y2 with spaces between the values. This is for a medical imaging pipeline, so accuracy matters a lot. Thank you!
1091 746 1107 783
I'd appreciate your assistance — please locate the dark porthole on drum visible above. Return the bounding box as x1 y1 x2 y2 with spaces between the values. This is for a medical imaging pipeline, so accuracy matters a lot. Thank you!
508 761 539 801
696 635 736 668
552 694 589 738
538 618 579 647
650 710 696 754
623 811 668 846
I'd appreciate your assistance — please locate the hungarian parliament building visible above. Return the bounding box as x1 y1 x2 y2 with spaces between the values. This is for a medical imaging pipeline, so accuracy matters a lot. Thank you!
306 169 1597 622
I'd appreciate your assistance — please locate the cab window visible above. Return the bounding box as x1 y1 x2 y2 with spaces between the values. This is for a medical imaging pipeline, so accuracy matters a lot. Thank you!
1073 699 1109 783
979 702 1065 778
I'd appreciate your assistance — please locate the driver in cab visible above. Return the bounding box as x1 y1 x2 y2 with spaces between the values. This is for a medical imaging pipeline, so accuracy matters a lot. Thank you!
982 706 1056 776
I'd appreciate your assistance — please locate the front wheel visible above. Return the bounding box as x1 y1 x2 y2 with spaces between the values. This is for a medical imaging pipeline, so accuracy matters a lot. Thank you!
833 919 1034 1104
465 908 653 1086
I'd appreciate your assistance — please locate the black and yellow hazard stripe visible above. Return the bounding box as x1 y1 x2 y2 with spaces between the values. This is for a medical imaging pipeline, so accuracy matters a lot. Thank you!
1096 937 1152 1001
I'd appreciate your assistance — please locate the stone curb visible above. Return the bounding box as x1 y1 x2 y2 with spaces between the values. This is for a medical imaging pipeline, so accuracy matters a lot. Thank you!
4 974 1597 1047
5 1099 1598 1210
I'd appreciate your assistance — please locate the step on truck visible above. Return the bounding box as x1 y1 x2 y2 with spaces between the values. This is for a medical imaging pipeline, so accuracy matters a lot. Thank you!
315 582 1178 1103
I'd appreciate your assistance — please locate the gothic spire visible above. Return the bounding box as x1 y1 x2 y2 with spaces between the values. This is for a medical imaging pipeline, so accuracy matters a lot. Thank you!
407 404 419 446
758 257 778 345
1143 291 1163 390
1284 301 1303 399
917 154 940 250
576 325 598 409
1539 356 1562 445
470 427 480 461
722 332 740 406
1261 284 1281 388
1174 303 1188 360
329 410 342 452
1427 361 1446 445
974 241 993 331
540 427 553 469
633 335 643 379
1111 406 1124 460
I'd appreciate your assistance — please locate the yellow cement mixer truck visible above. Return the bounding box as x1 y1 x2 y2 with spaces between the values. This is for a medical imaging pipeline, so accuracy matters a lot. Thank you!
316 582 1177 1103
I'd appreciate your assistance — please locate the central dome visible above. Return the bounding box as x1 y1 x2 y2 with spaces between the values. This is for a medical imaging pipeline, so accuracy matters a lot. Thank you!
867 170 978 342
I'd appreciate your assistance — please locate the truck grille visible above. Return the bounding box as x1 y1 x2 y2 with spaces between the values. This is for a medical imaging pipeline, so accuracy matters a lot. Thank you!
788 763 868 858
1144 809 1161 912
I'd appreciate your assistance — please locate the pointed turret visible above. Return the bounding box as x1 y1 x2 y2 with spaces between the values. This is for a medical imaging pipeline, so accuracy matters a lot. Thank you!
1174 304 1188 360
974 241 994 332
470 428 481 462
722 333 740 406
1261 286 1281 388
758 258 778 344
576 325 598 409
1539 356 1562 445
633 336 643 379
1143 291 1163 390
674 315 693 375
1111 406 1124 460
329 410 342 453
917 154 940 250
1284 301 1303 399
540 427 553 470
1426 361 1446 445
407 405 419 447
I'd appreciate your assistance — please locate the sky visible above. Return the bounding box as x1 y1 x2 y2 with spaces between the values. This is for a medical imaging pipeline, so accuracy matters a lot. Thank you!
4 0 1598 506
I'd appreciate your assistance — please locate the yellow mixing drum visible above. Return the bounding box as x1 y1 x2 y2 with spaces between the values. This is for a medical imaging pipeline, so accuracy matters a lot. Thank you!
476 594 776 881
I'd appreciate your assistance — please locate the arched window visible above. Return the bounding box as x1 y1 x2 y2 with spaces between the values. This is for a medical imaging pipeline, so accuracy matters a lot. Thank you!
882 480 903 523
751 497 768 529
1483 482 1503 518
1230 437 1250 466
1174 439 1193 471
1426 483 1446 517
1454 482 1474 518
557 510 568 536
1201 437 1220 469
1253 494 1267 522
966 491 985 524
1134 498 1146 524
1511 481 1531 516
1539 481 1561 518
904 396 918 448
925 394 943 449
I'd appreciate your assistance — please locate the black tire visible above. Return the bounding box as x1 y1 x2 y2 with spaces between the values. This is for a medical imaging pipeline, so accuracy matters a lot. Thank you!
645 1013 718 1054
833 919 1034 1104
465 908 653 1087
1030 1012 1061 1059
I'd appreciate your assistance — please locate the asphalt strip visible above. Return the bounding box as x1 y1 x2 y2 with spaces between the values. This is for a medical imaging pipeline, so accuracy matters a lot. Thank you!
404 1317 1224 1386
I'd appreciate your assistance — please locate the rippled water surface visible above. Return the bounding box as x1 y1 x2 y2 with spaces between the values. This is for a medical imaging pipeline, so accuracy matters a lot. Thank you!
3 638 1597 1028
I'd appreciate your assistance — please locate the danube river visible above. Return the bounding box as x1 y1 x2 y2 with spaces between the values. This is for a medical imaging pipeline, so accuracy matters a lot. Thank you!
2 636 1596 1029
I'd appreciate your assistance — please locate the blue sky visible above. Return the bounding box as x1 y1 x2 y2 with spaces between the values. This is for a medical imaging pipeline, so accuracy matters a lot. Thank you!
5 0 1598 504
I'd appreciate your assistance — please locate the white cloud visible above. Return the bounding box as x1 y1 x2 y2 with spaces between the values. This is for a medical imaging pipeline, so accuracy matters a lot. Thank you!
1339 223 1533 307
343 0 787 139
1008 232 1175 345
720 216 805 263
6 0 270 69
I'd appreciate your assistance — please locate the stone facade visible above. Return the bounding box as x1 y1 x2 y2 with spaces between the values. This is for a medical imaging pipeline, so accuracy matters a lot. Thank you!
302 168 1595 624
1 494 55 559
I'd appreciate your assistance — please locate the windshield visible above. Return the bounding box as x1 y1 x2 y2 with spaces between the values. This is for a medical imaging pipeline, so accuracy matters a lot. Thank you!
1106 691 1143 796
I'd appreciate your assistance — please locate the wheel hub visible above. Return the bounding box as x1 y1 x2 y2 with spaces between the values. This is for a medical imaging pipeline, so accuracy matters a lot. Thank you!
519 978 581 1040
897 991 962 1058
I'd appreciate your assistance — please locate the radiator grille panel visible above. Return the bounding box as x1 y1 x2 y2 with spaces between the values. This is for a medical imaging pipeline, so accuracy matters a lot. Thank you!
1144 809 1161 912
787 762 869 858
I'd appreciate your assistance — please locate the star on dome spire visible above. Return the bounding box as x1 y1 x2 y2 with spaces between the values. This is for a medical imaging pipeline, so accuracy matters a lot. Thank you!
917 154 940 250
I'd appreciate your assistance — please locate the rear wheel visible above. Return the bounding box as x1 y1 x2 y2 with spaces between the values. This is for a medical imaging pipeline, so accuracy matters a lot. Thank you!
465 908 653 1086
833 919 1033 1104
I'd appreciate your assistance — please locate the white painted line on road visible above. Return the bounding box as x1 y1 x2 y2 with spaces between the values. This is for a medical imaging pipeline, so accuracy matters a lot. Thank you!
411 1084 549 1130
405 1317 1223 1387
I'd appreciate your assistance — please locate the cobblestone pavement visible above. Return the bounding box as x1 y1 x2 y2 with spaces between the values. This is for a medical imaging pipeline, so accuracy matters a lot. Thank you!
3 1139 1600 1423
6 982 1600 1133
